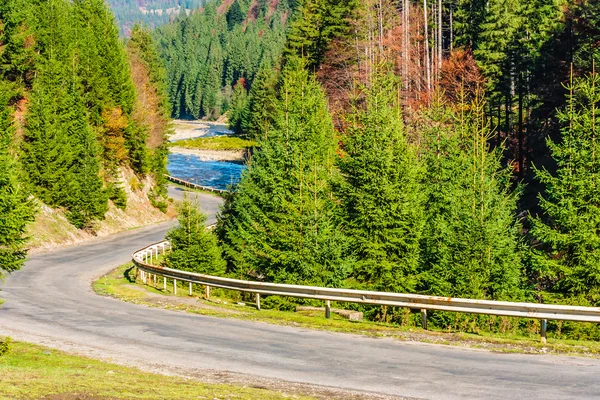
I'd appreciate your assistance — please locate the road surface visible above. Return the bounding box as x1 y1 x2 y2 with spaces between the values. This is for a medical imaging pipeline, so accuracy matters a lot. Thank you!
1 190 600 399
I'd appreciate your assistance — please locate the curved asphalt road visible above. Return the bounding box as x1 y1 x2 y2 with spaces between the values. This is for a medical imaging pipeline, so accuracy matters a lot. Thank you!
1 189 600 399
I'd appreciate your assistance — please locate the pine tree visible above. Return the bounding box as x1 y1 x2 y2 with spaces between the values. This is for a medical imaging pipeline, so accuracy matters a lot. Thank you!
164 195 226 275
531 70 600 305
0 84 35 280
242 66 278 140
226 0 245 30
337 68 423 293
418 94 523 301
228 78 249 134
218 57 351 287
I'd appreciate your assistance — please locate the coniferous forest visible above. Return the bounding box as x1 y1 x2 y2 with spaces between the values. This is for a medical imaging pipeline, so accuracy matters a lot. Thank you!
1 0 600 340
0 0 170 277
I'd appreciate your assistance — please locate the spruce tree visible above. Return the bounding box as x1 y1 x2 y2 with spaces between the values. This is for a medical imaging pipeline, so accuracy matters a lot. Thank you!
337 68 423 293
243 65 278 140
418 94 523 301
218 57 350 287
228 79 249 135
531 70 600 305
0 84 35 280
164 195 226 275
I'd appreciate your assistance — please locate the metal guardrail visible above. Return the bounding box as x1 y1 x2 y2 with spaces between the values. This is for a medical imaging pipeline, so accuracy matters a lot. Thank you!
166 175 229 194
132 240 600 343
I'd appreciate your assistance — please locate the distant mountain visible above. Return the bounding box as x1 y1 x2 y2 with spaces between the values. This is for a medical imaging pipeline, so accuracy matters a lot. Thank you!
106 0 205 36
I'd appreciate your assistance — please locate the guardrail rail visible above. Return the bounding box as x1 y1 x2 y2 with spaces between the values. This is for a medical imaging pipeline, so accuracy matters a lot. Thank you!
166 175 228 194
132 240 600 343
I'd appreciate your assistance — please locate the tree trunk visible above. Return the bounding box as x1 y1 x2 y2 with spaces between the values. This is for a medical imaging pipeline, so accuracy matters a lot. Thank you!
424 0 431 91
437 0 442 74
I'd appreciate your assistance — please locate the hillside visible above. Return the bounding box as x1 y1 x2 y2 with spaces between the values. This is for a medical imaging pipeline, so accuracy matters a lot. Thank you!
155 0 294 120
0 0 172 254
106 0 204 36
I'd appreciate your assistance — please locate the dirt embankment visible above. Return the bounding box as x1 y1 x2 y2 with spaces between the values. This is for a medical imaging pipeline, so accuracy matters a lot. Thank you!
28 167 173 252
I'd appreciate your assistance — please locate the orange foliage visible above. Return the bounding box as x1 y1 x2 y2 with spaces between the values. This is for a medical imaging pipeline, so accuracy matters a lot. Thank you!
439 49 486 103
102 107 128 166
128 50 169 150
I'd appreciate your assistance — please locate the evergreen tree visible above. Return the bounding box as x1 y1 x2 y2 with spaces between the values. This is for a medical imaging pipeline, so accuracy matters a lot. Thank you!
226 0 245 30
0 84 35 279
418 94 523 301
228 78 249 134
21 58 77 209
337 68 423 293
531 71 600 305
242 65 278 140
218 57 350 287
285 0 357 69
164 195 226 275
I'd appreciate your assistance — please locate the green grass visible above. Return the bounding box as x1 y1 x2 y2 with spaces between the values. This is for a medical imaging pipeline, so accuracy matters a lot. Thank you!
93 264 600 358
0 341 314 400
171 135 256 151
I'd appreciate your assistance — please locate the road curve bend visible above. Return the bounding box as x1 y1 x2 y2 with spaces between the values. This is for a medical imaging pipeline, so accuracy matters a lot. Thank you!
1 191 600 400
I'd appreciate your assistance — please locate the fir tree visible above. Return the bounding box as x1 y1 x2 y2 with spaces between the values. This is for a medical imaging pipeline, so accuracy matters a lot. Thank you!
418 94 523 301
228 78 249 135
531 70 600 305
0 84 35 280
226 0 245 30
337 68 423 293
242 65 278 140
218 57 351 287
164 195 226 275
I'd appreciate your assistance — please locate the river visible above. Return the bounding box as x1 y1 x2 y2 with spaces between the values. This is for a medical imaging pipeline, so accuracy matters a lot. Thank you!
167 121 246 191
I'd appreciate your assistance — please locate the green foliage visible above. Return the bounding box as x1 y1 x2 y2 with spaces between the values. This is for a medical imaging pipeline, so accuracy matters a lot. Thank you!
226 0 245 30
337 68 423 293
0 84 35 279
22 56 108 229
285 0 358 69
242 66 278 140
0 336 11 356
218 57 351 287
531 71 600 305
106 0 205 36
1 0 169 231
417 95 523 302
228 79 250 134
164 195 226 275
155 0 290 119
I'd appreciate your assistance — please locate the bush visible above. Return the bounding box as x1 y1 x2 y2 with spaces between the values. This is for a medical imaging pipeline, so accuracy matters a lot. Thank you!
0 336 12 356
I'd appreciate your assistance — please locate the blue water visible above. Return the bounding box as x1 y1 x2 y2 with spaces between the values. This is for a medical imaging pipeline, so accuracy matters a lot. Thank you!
167 153 245 191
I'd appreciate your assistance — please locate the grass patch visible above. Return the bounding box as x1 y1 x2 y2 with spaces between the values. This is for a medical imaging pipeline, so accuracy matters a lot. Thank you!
93 264 600 358
171 135 256 151
0 341 314 400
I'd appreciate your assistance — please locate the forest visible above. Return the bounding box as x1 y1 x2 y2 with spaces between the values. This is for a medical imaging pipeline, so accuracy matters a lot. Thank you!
153 0 294 119
107 0 205 35
187 0 598 337
0 0 170 276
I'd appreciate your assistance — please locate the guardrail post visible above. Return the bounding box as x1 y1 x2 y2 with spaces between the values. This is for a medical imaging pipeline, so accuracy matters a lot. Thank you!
541 319 547 344
153 274 156 286
325 300 331 319
189 282 193 296
163 277 166 291
421 309 428 330
174 279 177 295
256 293 261 310
205 285 210 298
